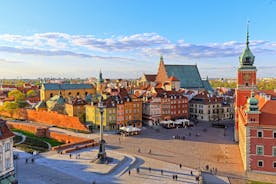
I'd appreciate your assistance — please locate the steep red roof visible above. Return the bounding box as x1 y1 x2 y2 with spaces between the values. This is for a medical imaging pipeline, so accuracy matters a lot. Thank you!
0 120 14 140
259 100 276 126
144 74 157 82
169 76 180 81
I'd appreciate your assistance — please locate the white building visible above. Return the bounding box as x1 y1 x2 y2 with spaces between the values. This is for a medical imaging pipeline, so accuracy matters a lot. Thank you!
0 119 16 183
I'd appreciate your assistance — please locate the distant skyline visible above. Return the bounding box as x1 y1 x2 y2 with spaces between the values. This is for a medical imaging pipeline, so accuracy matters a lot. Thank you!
0 0 276 79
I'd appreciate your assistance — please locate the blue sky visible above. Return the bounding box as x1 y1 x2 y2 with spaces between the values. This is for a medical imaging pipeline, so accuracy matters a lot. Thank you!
0 0 276 79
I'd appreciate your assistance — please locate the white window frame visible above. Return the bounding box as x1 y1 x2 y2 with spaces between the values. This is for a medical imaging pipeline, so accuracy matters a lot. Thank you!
273 131 276 139
273 161 276 168
256 145 264 156
257 130 263 138
257 160 264 167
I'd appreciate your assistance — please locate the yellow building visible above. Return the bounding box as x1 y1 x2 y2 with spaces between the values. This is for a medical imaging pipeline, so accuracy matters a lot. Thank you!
40 83 95 101
86 97 117 130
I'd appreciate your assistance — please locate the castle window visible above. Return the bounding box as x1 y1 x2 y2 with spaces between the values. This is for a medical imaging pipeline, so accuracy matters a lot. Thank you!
273 147 276 157
245 82 249 86
257 130 263 138
257 160 263 167
256 145 264 155
273 162 276 168
273 131 276 138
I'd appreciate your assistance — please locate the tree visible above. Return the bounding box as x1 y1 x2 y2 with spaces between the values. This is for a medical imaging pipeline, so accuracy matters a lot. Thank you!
26 90 36 98
2 101 18 116
8 90 25 102
8 90 28 108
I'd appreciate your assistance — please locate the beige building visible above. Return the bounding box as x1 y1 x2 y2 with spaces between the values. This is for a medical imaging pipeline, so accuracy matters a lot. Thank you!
40 83 95 101
189 91 234 121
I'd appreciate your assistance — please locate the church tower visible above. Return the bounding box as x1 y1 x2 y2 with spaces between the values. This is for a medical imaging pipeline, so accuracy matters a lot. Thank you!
235 23 257 142
97 70 104 95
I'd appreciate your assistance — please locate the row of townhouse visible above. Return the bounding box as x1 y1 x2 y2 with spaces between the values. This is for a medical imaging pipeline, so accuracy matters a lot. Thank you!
142 88 189 123
86 88 142 130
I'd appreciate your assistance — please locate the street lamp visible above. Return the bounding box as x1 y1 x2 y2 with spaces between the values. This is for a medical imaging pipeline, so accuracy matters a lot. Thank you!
96 97 107 163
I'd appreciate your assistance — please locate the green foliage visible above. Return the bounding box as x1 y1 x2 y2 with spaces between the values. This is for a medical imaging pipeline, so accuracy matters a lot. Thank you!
26 90 36 97
257 79 276 90
209 80 237 88
12 129 64 147
8 90 25 102
16 80 25 87
210 79 276 90
78 112 86 123
3 101 18 110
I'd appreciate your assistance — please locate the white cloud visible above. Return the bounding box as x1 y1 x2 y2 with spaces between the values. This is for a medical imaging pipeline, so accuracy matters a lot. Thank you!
0 32 276 61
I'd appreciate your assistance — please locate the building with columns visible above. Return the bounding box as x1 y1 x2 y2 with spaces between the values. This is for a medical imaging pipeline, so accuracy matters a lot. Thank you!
235 28 276 179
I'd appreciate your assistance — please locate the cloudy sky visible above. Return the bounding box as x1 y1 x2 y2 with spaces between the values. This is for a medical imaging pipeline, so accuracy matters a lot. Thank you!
0 0 276 79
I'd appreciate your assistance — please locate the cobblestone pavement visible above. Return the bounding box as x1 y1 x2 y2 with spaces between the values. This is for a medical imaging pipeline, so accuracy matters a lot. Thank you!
104 121 245 177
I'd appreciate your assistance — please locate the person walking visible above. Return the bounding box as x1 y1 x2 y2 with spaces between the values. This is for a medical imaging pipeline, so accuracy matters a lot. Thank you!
69 153 72 159
179 163 182 169
128 169 131 175
161 169 163 175
175 174 178 180
149 167 151 172
191 170 193 176
149 149 151 154
136 167 140 174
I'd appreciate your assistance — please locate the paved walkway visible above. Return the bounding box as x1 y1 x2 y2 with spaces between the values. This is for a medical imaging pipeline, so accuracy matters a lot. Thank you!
14 149 89 184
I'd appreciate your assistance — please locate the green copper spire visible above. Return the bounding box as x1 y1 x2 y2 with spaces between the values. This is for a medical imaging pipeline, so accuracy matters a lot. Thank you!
160 55 164 62
239 21 255 68
98 70 104 83
246 21 249 47
246 88 259 112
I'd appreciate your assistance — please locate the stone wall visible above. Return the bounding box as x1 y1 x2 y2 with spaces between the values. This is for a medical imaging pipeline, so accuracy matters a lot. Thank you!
7 121 90 144
0 109 89 132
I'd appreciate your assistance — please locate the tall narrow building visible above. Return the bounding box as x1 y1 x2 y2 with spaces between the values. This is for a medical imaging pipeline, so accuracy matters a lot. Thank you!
235 25 276 182
235 24 257 142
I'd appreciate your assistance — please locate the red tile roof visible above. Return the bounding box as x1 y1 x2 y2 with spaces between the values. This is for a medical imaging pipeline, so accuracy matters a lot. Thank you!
169 76 180 81
144 74 157 82
0 119 14 140
259 100 276 126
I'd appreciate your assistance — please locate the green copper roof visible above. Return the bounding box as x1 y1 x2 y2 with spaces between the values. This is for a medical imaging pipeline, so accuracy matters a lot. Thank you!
202 79 214 93
98 70 104 83
165 65 204 89
239 23 255 67
43 83 93 90
247 90 259 112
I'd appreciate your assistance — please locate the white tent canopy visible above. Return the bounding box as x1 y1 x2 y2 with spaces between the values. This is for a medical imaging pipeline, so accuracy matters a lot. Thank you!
120 126 141 133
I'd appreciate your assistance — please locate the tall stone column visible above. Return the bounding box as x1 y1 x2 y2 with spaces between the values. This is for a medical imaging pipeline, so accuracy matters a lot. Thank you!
97 98 107 163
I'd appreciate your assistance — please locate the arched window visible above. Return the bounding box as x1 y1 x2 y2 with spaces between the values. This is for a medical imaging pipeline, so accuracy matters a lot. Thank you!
50 93 53 98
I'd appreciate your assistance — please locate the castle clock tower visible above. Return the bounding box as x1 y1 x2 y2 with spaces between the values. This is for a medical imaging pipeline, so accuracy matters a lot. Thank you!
235 24 257 142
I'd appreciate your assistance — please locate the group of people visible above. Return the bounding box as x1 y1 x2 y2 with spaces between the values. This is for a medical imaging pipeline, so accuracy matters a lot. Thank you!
69 153 81 159
205 164 218 175
25 157 35 164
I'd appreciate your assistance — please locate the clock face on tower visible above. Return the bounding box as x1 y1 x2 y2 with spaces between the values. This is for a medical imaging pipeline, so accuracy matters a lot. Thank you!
243 73 250 82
